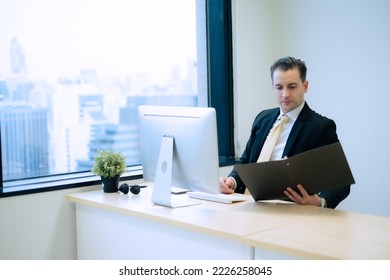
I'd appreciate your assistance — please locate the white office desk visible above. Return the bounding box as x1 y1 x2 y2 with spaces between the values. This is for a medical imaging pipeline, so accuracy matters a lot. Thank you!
66 181 390 260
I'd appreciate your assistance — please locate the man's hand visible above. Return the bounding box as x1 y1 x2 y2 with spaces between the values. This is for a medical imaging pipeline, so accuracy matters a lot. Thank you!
220 176 235 194
284 184 321 206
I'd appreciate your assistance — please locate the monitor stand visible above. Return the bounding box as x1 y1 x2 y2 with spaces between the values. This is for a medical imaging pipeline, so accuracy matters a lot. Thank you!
151 136 200 208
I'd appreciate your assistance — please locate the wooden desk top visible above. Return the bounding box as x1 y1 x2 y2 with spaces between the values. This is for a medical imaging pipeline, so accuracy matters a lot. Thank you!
66 181 390 259
246 209 390 259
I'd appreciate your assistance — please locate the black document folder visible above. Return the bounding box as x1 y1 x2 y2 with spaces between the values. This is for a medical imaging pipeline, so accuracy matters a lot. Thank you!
235 142 355 201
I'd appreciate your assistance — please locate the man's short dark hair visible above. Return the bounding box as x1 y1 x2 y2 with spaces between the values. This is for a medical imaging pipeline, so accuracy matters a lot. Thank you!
270 56 307 82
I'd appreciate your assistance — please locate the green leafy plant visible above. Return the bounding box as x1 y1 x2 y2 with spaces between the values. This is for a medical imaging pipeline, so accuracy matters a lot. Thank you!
91 150 126 178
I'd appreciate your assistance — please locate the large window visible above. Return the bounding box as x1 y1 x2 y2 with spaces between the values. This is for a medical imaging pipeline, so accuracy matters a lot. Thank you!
0 0 234 196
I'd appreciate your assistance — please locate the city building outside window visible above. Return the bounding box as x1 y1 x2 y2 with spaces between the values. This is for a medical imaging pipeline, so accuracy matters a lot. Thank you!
0 0 234 194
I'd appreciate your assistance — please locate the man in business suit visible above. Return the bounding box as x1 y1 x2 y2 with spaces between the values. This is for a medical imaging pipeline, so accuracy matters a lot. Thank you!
220 56 350 208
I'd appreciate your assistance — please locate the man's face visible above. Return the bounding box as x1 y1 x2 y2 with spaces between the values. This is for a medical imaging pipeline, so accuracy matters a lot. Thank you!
272 68 308 113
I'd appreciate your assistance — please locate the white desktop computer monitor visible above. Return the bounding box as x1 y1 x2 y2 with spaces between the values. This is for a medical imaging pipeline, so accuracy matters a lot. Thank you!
138 105 220 201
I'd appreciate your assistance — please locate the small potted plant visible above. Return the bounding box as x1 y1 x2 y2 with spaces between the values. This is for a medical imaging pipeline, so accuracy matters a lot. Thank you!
91 149 127 193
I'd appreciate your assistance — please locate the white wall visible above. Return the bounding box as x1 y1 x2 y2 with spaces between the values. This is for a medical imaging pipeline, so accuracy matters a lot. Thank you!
0 186 98 259
232 0 278 154
232 0 390 216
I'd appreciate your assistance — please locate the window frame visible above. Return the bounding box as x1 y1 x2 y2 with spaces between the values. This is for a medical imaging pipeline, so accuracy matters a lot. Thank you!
206 0 235 165
0 0 235 197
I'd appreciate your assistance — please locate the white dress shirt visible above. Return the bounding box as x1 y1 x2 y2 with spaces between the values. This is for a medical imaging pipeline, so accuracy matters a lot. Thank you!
269 102 304 161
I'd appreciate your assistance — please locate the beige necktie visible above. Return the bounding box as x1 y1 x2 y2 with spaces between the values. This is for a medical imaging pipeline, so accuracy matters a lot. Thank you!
257 115 289 162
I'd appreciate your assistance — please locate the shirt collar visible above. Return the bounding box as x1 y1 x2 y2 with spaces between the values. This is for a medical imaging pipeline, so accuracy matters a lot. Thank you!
278 102 305 121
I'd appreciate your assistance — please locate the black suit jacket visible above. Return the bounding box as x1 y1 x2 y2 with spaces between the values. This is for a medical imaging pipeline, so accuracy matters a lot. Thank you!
229 102 350 208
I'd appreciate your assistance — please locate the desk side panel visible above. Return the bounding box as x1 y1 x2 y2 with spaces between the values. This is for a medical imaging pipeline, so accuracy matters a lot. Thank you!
75 204 253 260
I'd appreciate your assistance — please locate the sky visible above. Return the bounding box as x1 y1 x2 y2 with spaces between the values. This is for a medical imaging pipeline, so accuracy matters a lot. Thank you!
0 0 197 81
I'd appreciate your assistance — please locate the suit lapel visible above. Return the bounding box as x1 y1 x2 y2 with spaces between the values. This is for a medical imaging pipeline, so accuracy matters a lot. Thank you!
282 102 311 157
253 109 279 161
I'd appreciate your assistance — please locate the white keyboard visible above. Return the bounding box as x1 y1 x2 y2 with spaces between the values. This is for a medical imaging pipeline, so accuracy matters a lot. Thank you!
187 191 248 204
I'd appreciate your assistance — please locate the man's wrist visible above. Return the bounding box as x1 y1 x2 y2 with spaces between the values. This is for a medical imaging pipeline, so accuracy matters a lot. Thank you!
319 197 327 208
227 176 237 191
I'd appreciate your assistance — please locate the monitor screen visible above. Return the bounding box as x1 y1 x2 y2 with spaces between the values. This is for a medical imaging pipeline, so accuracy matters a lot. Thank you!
138 105 220 194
